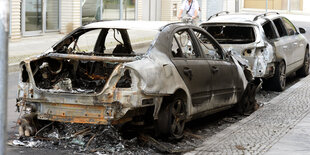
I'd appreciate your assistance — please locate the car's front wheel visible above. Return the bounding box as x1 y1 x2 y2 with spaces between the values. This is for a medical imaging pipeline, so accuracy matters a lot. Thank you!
296 48 310 77
157 95 186 140
270 61 286 91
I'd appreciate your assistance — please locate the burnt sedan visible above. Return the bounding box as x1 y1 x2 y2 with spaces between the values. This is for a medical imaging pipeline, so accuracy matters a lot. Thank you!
16 21 258 139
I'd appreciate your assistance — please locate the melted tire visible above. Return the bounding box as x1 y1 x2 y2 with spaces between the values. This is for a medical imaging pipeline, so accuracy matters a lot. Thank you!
157 95 186 140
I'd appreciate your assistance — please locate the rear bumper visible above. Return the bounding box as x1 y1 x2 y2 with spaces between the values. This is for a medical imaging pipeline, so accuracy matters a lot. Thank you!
17 100 132 125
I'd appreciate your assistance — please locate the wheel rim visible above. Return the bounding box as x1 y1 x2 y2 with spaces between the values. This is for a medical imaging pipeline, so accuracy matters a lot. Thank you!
170 99 186 138
279 62 286 89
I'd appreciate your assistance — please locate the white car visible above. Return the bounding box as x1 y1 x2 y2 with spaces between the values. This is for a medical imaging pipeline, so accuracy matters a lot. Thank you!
201 12 309 91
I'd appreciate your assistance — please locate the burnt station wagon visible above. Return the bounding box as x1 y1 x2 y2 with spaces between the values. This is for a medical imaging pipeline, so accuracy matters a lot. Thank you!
201 12 309 91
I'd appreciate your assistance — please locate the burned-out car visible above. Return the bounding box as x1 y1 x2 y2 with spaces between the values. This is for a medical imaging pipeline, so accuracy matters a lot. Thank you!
16 21 258 139
201 12 309 91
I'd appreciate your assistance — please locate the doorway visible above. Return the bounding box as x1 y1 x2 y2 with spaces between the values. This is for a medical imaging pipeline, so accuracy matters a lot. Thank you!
22 0 60 36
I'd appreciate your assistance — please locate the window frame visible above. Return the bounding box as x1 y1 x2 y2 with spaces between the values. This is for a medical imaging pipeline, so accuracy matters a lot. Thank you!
262 20 279 40
272 18 288 38
170 28 203 60
281 17 298 36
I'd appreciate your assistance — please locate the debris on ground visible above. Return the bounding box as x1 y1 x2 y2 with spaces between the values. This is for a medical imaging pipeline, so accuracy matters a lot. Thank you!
8 89 281 154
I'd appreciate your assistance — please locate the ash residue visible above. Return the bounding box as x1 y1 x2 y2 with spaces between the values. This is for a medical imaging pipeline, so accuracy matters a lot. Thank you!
8 88 283 154
11 123 155 154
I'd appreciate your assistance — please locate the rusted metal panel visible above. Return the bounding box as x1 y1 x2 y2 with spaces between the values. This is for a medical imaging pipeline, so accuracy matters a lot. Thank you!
38 103 109 124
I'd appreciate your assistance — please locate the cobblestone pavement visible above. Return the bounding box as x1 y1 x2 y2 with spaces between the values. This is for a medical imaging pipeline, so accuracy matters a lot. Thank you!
187 75 310 155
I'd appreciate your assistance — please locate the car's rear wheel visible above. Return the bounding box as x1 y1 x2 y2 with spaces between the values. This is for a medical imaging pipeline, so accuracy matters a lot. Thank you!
270 61 286 91
296 48 310 77
157 95 186 140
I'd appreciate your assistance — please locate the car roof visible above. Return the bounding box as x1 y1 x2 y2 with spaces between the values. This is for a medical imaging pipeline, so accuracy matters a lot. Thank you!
203 13 283 25
83 20 171 31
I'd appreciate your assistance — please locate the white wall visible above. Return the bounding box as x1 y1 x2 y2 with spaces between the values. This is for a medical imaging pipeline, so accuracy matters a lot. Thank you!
223 0 236 13
303 0 310 13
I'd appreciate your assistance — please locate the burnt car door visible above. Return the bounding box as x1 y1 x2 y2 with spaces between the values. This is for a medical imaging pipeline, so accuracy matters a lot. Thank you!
171 28 212 106
281 17 305 70
191 28 241 108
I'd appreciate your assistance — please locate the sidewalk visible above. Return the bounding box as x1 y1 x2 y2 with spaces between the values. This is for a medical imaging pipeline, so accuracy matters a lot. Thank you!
9 32 66 72
186 75 310 154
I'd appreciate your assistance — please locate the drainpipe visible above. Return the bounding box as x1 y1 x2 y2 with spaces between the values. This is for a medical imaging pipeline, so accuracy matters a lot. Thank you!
266 0 268 12
120 0 123 20
0 0 9 154
235 0 239 13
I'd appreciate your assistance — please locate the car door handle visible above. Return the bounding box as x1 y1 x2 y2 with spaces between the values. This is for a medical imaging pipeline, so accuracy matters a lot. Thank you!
211 66 219 73
293 42 298 47
183 67 192 80
283 45 288 50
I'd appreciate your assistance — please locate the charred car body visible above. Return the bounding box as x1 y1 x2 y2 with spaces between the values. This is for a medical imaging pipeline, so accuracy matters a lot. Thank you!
16 21 258 139
201 12 309 91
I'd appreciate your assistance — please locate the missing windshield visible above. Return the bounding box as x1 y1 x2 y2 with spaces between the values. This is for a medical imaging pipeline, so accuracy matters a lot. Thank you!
204 26 255 44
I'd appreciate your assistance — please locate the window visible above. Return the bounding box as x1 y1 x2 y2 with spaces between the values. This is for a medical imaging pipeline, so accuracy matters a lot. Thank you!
193 29 221 60
123 0 136 20
290 0 303 11
273 18 287 37
244 0 288 10
204 25 255 44
82 0 136 24
68 29 101 53
262 21 277 40
282 18 297 36
172 30 200 59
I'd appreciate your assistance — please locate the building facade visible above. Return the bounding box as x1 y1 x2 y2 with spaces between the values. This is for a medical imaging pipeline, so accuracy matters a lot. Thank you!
9 0 309 40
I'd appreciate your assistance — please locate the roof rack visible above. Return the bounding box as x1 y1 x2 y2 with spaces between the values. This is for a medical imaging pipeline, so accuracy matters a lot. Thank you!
207 11 229 21
253 12 279 21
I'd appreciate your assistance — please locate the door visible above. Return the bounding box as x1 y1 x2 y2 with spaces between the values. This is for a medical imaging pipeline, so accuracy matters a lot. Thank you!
23 0 59 36
171 29 212 107
191 28 239 109
282 17 305 69
273 18 294 72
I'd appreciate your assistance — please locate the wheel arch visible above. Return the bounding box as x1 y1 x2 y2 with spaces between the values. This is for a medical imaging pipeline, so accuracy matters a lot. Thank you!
153 88 190 120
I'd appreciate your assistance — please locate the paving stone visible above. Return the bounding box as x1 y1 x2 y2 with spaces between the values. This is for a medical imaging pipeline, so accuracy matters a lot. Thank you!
186 76 310 154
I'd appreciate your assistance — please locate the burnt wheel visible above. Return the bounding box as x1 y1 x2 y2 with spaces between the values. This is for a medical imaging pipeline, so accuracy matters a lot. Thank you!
297 48 310 77
271 61 286 91
157 95 186 140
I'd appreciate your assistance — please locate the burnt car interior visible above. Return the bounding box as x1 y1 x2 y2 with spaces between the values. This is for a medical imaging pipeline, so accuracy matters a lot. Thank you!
204 26 256 44
172 30 200 58
27 28 137 93
262 21 278 40
56 28 136 56
171 29 222 60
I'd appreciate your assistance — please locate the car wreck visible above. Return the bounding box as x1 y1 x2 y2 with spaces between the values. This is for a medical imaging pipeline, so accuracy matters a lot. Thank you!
201 12 309 91
16 21 259 140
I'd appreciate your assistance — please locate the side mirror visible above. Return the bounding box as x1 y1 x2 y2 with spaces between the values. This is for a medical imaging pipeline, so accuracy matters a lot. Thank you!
299 27 306 34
